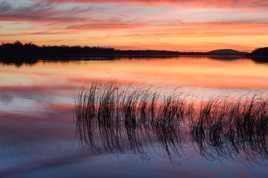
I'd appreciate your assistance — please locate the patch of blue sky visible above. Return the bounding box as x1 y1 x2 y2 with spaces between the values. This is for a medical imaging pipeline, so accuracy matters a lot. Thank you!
52 2 171 25
0 0 33 8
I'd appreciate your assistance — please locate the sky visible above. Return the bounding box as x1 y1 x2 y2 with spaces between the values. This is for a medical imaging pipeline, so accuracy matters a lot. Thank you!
0 0 268 51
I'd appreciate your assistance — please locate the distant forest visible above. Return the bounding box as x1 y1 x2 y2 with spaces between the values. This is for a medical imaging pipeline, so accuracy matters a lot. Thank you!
0 41 267 66
0 41 180 63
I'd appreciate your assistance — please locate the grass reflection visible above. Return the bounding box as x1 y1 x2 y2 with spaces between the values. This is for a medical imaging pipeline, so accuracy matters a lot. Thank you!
75 83 268 162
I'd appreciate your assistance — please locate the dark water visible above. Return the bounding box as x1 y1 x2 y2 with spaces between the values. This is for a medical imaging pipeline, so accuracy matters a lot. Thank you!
1 57 268 178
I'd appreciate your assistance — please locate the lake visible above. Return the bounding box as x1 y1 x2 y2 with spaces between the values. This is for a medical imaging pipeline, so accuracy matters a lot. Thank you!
0 57 268 178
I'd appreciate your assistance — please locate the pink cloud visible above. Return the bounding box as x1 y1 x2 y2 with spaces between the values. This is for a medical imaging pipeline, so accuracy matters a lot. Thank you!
44 0 268 8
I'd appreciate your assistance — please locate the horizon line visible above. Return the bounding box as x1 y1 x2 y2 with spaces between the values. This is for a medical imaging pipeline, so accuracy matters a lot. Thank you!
1 41 259 53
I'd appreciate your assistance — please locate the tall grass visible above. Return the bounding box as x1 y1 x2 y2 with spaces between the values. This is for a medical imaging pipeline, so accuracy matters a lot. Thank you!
191 97 268 160
75 83 268 161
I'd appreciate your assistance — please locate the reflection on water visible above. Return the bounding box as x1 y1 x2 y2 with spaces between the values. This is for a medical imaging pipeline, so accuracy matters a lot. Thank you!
1 57 268 90
1 57 268 178
75 83 268 162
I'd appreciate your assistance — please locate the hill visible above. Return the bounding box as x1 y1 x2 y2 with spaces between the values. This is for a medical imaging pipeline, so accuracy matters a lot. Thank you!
251 47 268 63
208 49 247 56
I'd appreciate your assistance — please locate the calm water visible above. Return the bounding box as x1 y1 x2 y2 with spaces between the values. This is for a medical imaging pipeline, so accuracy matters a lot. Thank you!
1 57 268 178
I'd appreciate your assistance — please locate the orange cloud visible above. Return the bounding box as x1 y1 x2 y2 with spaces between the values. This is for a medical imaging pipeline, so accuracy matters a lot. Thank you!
67 22 145 31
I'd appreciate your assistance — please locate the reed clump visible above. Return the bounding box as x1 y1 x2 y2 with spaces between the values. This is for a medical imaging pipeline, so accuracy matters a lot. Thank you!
190 97 268 160
75 83 268 161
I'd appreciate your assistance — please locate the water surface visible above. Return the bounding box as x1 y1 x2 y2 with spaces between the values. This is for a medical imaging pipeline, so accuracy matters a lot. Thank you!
1 57 268 178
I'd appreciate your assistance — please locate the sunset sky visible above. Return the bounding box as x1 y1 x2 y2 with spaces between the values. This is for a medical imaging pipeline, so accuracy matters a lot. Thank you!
0 0 268 51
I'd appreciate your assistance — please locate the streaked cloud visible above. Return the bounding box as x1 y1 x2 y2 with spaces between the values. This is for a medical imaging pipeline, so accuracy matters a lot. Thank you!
44 0 268 8
0 1 84 23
